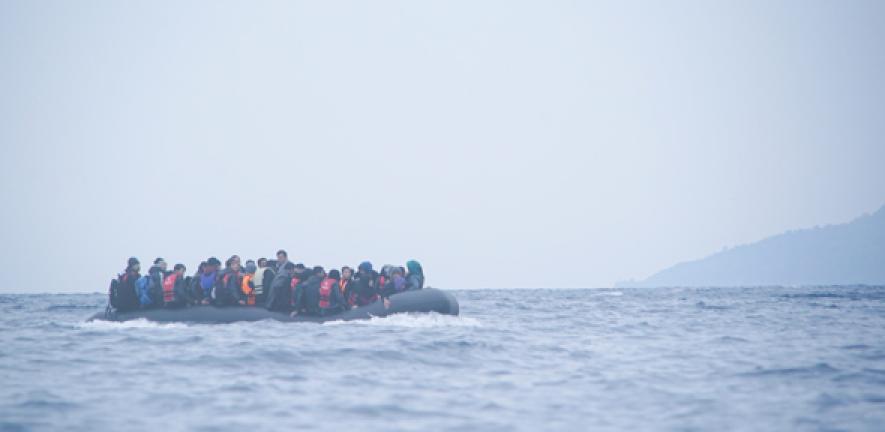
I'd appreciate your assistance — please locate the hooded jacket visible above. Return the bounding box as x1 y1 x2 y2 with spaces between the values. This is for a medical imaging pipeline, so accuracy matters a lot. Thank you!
406 274 424 291
299 273 325 316
350 269 380 306
147 264 166 307
406 261 424 290
110 269 141 312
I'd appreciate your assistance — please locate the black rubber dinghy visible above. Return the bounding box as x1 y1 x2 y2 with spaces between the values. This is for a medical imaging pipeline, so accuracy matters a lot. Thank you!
88 288 459 324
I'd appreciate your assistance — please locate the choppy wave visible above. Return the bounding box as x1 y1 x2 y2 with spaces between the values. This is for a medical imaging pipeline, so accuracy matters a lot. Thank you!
1 287 885 432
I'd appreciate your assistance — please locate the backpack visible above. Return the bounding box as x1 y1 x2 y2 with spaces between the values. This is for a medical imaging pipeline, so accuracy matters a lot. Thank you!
108 278 120 308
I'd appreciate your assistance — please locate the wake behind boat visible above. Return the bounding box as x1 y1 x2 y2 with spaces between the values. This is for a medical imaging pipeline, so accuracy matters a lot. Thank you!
89 288 459 324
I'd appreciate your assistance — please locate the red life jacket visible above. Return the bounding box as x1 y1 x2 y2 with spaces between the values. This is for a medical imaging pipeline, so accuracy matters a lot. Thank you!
163 273 178 303
319 278 336 309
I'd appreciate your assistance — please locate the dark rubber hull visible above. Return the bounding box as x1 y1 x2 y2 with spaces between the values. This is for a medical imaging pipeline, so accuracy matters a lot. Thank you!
88 288 459 323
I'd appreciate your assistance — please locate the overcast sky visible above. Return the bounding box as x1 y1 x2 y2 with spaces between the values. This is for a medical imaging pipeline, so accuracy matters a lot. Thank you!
1 0 884 292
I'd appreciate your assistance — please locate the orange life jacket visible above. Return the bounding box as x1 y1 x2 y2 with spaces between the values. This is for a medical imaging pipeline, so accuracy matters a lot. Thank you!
162 273 178 303
319 278 336 309
242 274 255 306
338 279 348 295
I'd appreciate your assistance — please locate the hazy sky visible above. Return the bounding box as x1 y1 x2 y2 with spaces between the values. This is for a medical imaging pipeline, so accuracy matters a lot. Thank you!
2 0 884 292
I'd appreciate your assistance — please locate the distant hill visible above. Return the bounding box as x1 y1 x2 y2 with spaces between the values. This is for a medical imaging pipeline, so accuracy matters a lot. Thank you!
619 206 885 287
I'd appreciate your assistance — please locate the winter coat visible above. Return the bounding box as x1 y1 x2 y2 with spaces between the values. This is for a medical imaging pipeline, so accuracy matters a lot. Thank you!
299 274 324 316
350 270 380 306
265 271 292 312
214 268 244 306
110 270 141 312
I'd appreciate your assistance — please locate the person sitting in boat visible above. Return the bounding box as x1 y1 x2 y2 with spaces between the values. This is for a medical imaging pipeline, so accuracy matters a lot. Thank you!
406 260 424 290
149 258 168 305
253 258 275 306
162 264 189 308
138 258 167 309
288 265 313 316
378 265 392 291
288 264 310 313
317 269 347 316
294 266 326 317
109 257 141 312
349 261 380 307
197 257 221 305
339 266 354 307
380 266 408 298
187 261 207 305
214 256 245 306
241 260 258 306
266 261 295 312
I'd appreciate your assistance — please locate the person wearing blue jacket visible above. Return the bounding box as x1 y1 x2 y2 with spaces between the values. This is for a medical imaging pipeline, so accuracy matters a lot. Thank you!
198 257 221 305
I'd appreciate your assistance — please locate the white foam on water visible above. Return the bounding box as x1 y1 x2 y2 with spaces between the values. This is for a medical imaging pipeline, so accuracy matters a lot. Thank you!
76 318 190 330
322 312 481 328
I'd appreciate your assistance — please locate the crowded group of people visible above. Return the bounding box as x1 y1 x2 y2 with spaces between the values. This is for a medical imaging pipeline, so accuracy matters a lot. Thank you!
108 250 425 317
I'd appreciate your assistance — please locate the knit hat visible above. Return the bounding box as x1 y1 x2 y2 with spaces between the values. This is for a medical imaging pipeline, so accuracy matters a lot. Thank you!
358 261 373 272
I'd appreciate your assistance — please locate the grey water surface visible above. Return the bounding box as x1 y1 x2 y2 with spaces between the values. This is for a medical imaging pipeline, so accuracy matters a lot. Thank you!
2 287 884 431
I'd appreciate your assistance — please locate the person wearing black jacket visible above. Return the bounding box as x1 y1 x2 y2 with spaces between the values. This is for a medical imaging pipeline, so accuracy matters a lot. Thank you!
339 266 354 308
350 261 380 307
266 261 294 312
294 267 325 317
145 258 167 309
187 262 207 305
214 257 245 306
110 257 141 312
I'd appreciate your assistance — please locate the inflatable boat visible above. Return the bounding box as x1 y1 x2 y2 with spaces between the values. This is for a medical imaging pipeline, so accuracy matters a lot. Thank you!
88 288 459 323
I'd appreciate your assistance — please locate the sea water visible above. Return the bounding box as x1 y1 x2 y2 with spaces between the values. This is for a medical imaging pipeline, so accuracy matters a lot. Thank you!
1 287 884 431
